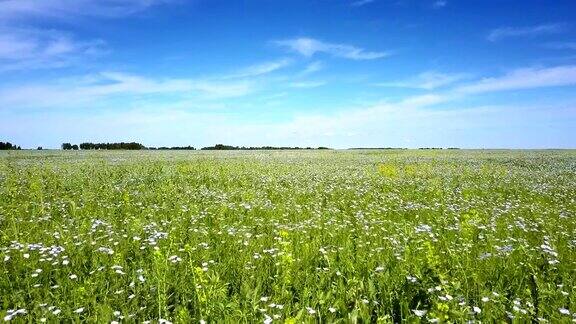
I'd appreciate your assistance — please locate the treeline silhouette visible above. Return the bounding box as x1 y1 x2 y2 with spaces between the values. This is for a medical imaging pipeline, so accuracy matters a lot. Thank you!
62 142 145 150
200 144 331 150
59 142 333 151
148 146 196 150
0 142 22 150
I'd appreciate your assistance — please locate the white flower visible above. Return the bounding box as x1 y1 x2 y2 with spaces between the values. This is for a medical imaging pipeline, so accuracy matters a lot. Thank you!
52 309 61 315
481 297 490 302
70 274 78 280
306 307 316 315
473 306 481 314
74 307 84 313
406 276 418 283
328 307 336 313
260 296 269 302
168 255 182 263
559 308 571 315
97 247 114 255
23 253 30 259
413 309 427 317
3 255 10 262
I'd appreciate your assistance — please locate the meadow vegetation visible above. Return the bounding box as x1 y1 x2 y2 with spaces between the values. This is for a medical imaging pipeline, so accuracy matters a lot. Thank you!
0 149 575 322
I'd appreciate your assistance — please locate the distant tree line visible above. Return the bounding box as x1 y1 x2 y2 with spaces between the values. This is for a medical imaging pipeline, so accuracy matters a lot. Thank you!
62 142 145 150
148 146 196 150
61 143 79 150
0 142 22 150
200 144 331 150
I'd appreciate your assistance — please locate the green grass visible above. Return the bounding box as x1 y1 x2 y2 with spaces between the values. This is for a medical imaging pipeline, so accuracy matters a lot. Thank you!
1 149 575 322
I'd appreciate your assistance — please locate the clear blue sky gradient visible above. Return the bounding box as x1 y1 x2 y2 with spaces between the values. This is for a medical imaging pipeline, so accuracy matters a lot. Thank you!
0 0 575 148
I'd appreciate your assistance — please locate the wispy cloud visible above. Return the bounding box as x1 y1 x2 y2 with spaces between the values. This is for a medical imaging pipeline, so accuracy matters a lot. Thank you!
487 23 568 42
376 71 469 90
223 58 292 79
190 80 254 99
351 0 375 7
378 65 576 100
544 42 576 50
456 65 576 94
275 37 389 60
0 0 180 71
300 61 324 76
5 98 575 149
0 28 107 71
4 65 576 148
0 71 255 108
288 81 326 88
432 1 447 9
0 0 175 20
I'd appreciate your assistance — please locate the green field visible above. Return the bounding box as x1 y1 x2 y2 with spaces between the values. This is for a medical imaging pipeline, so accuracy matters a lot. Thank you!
1 150 575 322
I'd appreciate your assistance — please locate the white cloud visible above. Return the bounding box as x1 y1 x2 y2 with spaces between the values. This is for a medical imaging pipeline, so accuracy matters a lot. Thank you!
0 71 255 108
544 42 576 50
0 0 176 71
190 80 254 99
0 0 174 20
351 0 375 7
456 65 576 94
3 75 575 148
0 28 107 71
398 94 450 106
6 100 574 149
223 58 292 79
300 61 324 76
376 71 469 90
288 81 326 88
487 23 568 42
275 37 389 60
432 1 447 8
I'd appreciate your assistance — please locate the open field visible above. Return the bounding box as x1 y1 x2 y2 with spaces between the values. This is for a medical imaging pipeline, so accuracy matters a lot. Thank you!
1 150 575 322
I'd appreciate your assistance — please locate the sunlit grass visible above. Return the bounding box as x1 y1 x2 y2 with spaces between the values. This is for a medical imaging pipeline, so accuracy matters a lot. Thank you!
1 149 575 322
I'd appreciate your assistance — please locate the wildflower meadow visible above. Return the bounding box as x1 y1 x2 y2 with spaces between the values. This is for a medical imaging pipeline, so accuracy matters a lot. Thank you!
1 149 575 322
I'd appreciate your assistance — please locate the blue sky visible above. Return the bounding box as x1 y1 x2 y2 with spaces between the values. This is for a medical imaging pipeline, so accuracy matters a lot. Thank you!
0 0 575 149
